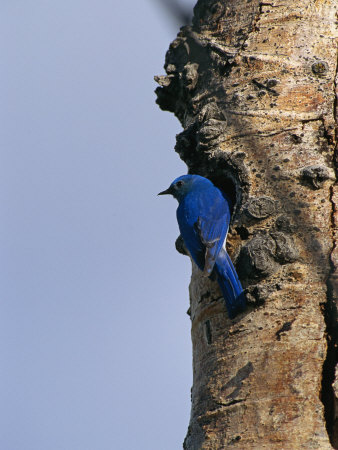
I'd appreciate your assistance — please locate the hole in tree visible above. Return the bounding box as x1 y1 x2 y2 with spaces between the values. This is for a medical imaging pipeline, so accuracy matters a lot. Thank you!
187 154 249 221
321 282 338 447
209 174 239 217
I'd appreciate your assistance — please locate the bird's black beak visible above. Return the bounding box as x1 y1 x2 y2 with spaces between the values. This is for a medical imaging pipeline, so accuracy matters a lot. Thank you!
158 186 173 196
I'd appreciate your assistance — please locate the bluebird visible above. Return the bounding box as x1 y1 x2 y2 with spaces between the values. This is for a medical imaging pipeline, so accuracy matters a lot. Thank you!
158 174 246 319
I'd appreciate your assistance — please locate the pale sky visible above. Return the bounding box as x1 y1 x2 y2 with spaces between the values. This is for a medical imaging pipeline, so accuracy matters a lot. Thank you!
1 1 196 449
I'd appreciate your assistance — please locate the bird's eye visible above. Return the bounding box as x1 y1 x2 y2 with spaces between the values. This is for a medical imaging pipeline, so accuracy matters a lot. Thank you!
176 181 184 188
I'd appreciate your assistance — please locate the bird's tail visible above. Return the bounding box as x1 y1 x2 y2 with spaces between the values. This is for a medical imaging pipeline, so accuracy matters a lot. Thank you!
214 249 246 319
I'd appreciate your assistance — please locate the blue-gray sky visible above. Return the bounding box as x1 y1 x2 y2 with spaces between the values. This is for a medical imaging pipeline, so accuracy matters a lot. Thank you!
1 2 196 449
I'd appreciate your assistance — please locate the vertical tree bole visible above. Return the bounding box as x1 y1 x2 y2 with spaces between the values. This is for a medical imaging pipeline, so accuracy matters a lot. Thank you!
156 0 338 447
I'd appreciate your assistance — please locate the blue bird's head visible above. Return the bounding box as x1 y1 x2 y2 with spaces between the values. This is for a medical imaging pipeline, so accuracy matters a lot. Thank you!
158 174 213 201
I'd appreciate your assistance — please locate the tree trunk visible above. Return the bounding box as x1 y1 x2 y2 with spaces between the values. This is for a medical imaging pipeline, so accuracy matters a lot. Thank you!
155 0 338 448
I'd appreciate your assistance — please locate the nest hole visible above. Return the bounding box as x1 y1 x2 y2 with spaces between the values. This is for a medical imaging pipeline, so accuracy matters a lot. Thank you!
208 173 242 221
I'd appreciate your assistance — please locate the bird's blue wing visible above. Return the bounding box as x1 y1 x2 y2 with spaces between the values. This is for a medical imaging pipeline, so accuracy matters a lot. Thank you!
194 193 230 275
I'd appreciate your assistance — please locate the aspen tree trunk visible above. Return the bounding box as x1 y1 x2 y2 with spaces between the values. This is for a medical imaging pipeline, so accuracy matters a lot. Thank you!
156 0 338 448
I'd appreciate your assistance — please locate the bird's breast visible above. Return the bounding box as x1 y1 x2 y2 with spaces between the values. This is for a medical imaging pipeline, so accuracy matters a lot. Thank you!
177 196 199 228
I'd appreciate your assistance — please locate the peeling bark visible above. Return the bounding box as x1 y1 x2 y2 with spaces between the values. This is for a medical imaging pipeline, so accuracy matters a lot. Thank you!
156 0 338 447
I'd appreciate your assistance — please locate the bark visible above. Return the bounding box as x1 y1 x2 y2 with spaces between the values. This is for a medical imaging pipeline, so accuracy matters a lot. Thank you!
155 0 338 448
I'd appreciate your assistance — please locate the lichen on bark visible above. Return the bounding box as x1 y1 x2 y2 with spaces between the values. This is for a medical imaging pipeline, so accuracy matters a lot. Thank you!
156 0 338 447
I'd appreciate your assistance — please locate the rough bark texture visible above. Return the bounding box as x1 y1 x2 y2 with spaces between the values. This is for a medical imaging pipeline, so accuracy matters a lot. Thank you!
156 0 338 448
